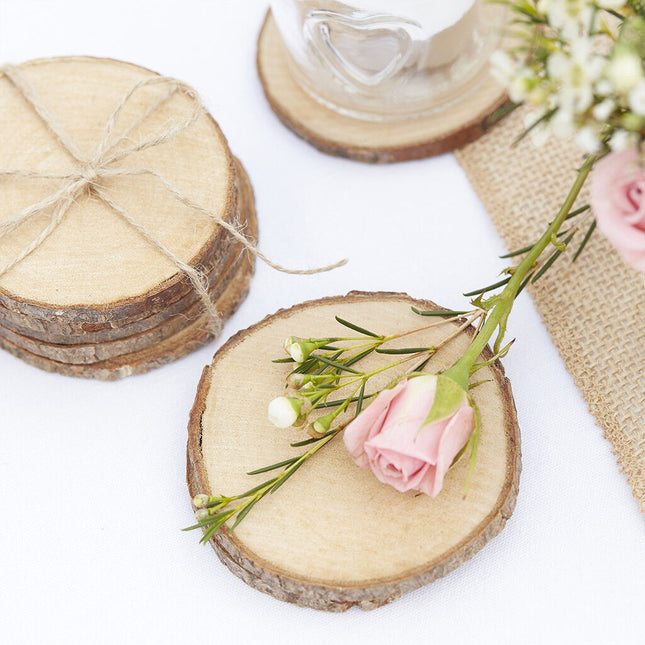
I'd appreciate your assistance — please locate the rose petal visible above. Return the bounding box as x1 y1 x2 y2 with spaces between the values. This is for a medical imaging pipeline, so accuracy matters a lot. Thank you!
343 379 408 469
419 402 475 497
590 150 645 271
363 375 440 462
367 448 429 493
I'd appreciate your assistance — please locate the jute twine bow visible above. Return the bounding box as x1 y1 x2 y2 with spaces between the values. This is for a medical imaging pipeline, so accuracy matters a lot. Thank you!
0 64 346 333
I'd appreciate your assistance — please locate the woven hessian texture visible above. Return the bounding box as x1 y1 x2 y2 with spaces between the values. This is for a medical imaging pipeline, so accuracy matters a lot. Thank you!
455 107 645 514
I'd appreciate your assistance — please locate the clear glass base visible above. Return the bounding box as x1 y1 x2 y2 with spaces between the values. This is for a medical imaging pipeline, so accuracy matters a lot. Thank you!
270 0 506 123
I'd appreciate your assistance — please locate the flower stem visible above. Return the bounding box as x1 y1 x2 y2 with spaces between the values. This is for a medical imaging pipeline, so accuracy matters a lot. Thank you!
445 154 597 389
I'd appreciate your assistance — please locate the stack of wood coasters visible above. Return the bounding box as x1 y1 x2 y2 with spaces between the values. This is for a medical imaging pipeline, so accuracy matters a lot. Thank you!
0 57 256 380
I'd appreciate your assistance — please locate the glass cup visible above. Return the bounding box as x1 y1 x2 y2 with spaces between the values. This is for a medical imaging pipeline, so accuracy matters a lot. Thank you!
269 0 506 121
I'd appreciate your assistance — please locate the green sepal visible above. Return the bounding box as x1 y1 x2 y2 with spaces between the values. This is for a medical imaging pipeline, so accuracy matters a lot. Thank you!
421 374 467 430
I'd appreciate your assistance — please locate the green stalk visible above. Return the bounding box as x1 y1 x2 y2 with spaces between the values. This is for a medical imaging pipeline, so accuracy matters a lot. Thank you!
444 155 596 389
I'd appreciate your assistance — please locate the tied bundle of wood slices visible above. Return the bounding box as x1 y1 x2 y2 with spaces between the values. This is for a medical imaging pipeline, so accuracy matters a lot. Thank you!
0 57 257 380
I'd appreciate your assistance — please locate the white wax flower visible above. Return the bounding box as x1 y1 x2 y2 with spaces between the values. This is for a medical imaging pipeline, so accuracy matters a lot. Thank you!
592 99 615 121
628 81 645 117
575 126 602 153
268 396 302 428
609 129 636 151
607 50 643 94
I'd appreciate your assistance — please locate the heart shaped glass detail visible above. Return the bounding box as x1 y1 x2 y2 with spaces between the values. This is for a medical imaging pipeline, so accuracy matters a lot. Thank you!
304 10 426 91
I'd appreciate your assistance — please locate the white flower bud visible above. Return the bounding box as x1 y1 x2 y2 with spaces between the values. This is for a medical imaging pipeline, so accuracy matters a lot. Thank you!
288 342 308 363
195 509 209 521
287 373 306 389
592 99 615 121
283 336 297 353
489 50 515 82
607 49 643 94
575 126 601 154
509 76 532 103
547 53 569 81
193 494 210 508
629 80 645 116
609 129 636 151
268 396 302 428
551 109 575 139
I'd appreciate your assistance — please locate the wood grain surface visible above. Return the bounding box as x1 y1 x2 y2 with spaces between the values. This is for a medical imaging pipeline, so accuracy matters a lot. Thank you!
257 12 509 163
0 57 238 319
187 292 521 610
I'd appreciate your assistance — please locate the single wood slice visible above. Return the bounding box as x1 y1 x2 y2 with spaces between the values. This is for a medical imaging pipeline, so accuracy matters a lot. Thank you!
0 247 255 380
187 292 521 611
257 12 510 163
0 160 257 361
0 56 240 323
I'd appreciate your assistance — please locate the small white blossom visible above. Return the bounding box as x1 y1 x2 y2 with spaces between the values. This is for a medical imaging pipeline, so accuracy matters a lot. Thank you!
629 80 645 117
547 42 605 113
610 129 637 151
551 108 576 138
596 79 613 96
268 396 302 428
575 126 602 153
508 74 533 103
490 50 516 82
607 49 643 94
593 99 615 121
541 0 597 39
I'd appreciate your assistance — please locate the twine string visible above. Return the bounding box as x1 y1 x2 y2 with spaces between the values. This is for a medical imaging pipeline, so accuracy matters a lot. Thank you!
0 63 347 331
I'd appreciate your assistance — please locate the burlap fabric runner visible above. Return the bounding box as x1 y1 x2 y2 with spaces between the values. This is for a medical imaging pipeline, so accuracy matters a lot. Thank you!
455 107 645 514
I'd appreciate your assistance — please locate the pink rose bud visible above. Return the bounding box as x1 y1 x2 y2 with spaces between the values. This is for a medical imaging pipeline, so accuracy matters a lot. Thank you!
590 149 645 272
343 375 475 498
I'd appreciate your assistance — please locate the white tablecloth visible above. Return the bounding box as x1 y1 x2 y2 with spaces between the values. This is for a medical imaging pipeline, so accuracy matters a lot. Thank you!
1 2 644 643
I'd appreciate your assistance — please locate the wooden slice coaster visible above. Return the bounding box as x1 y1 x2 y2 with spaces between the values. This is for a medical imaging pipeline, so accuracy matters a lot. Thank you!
257 12 510 163
187 292 521 611
0 201 254 364
0 160 256 358
0 57 241 325
0 248 254 380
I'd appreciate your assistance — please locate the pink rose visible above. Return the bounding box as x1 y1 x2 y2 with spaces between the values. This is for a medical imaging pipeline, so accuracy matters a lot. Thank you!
590 149 645 272
343 375 475 497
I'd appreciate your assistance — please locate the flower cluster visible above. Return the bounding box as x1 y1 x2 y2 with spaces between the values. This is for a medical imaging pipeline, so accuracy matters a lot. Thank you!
188 312 495 537
492 1 645 153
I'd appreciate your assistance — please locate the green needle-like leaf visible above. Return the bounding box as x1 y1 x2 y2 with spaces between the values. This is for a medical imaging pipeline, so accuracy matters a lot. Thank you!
334 316 381 338
572 220 596 262
411 307 468 317
315 392 376 410
269 461 305 494
375 346 432 355
290 429 338 447
513 107 556 147
310 354 360 373
344 347 377 367
463 276 511 297
247 457 299 476
230 498 260 532
356 381 366 415
564 204 590 220
414 355 433 372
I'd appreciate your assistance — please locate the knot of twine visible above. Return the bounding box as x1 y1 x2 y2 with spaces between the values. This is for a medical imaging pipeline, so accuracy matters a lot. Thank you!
0 64 346 333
